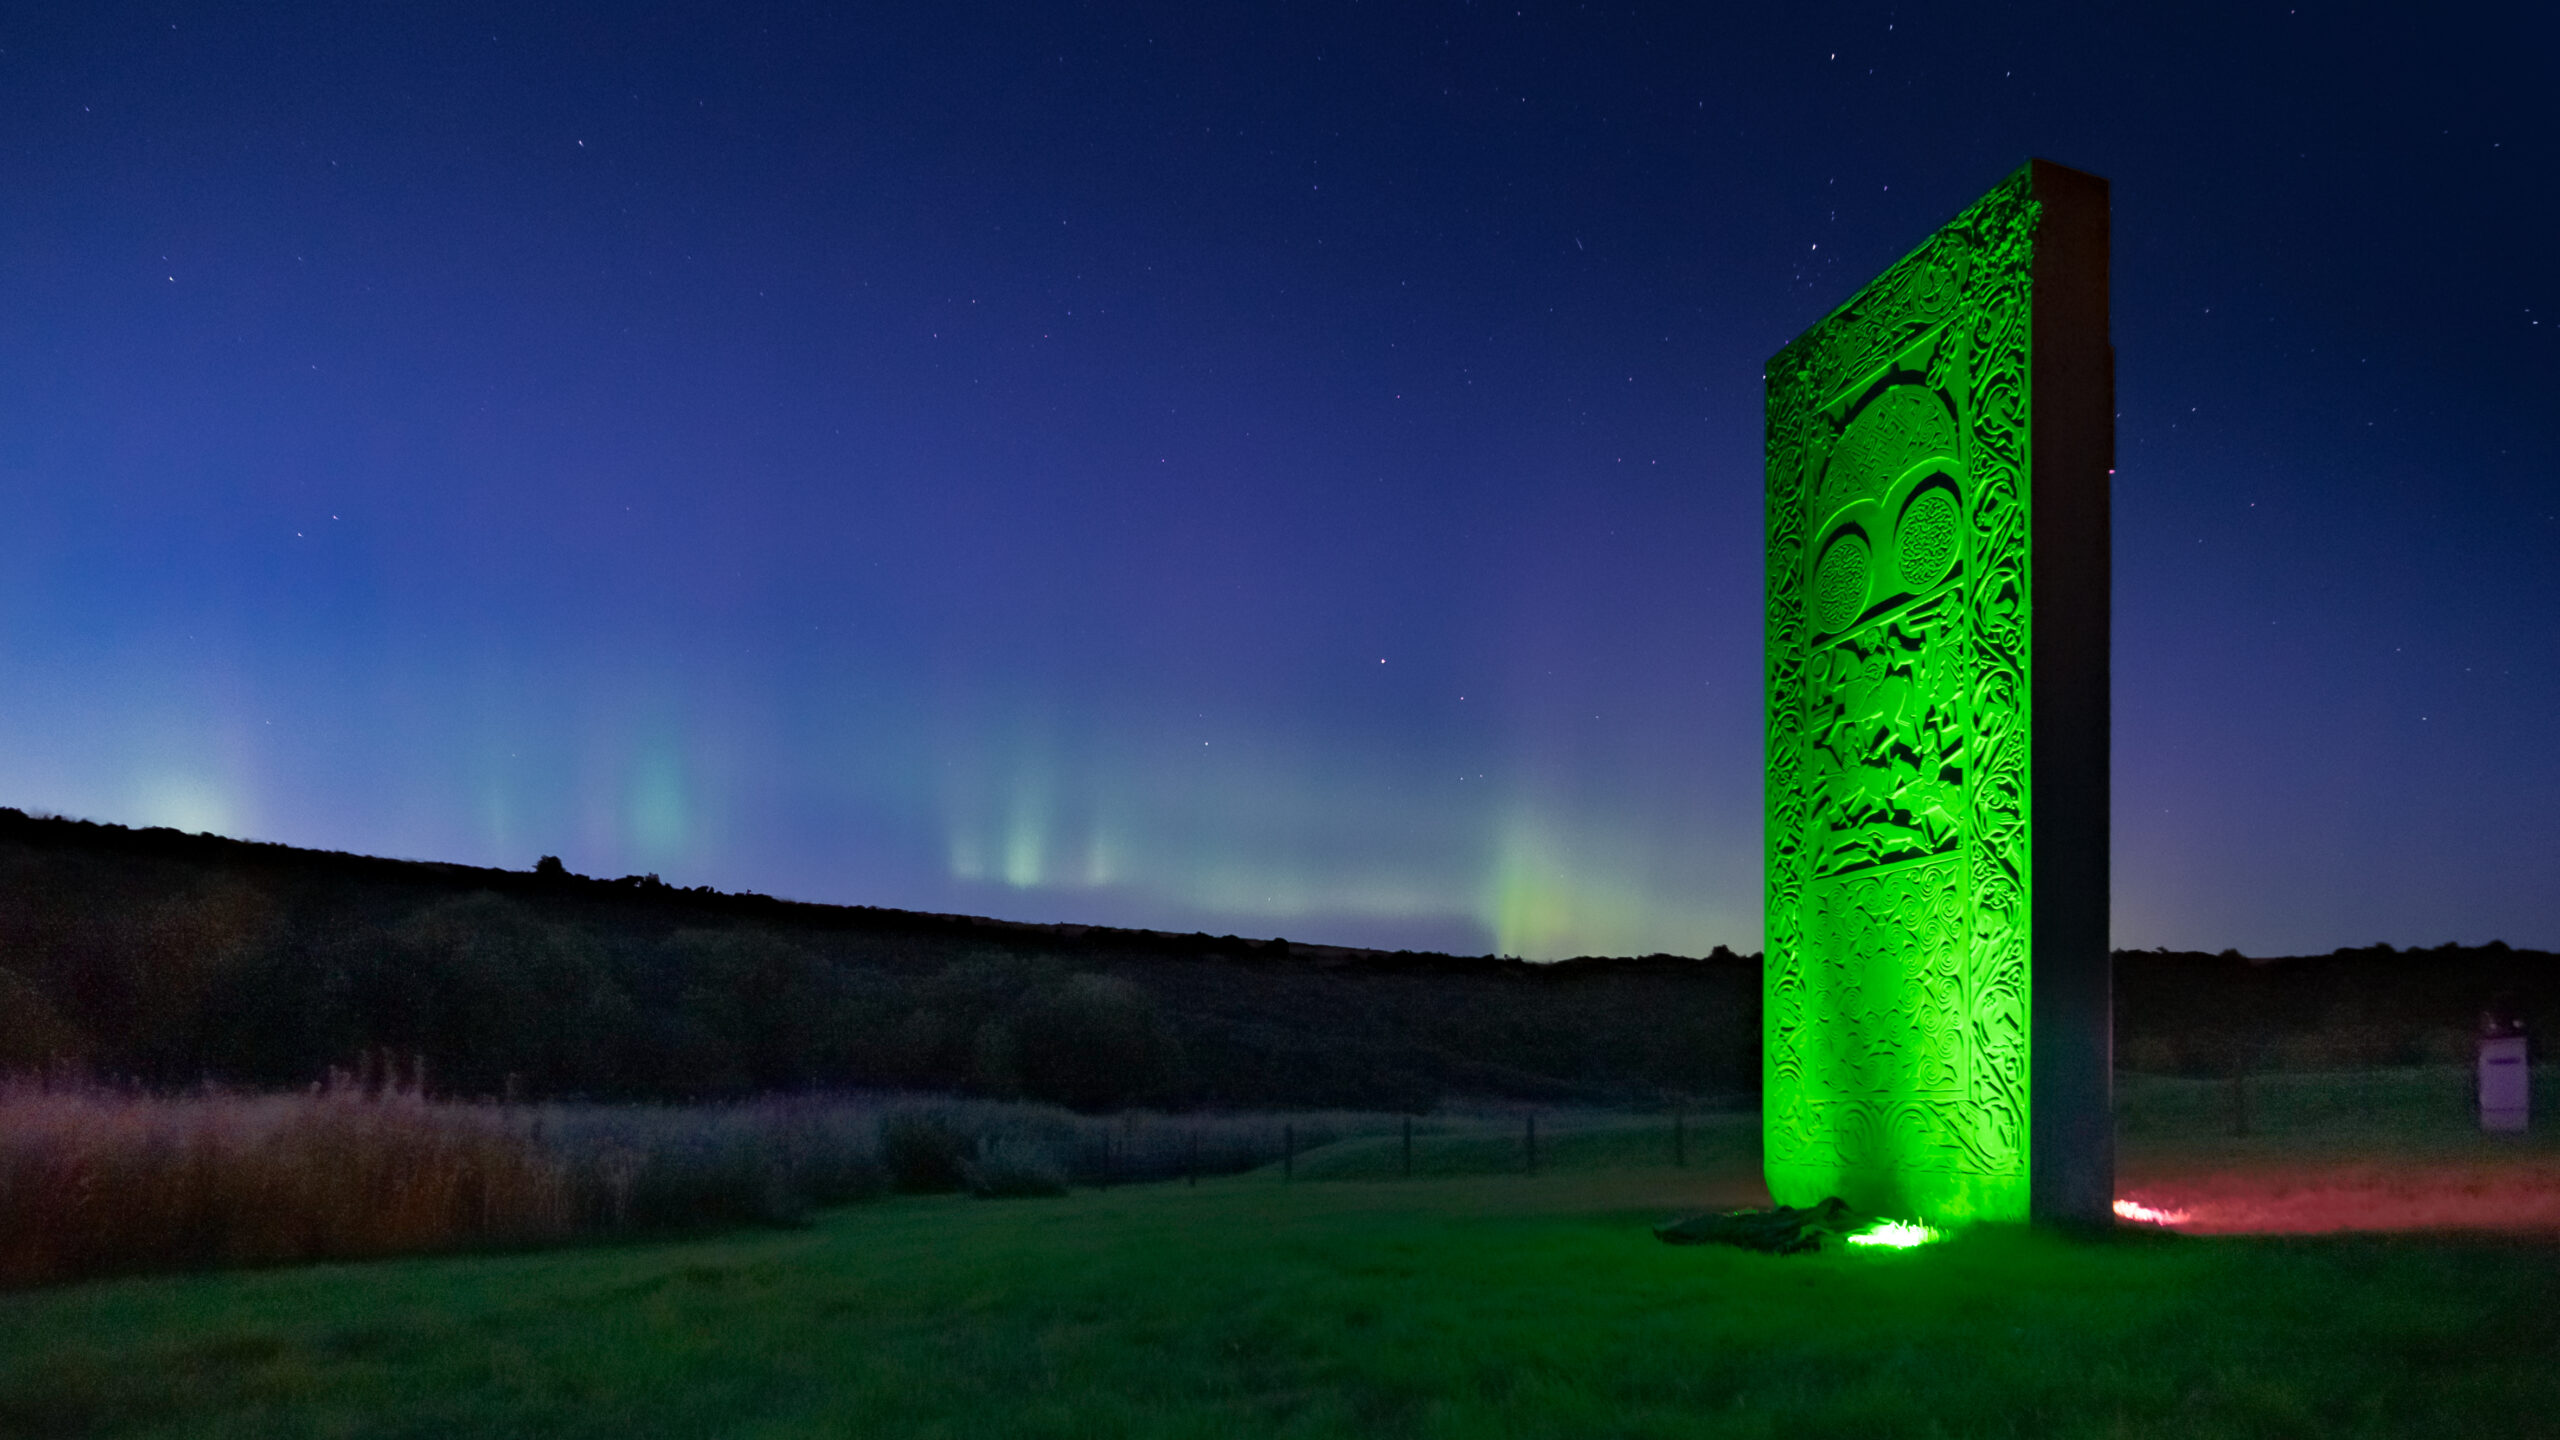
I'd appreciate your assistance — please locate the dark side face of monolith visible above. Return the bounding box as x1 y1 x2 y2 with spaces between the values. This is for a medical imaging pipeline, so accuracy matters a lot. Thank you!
1763 159 2112 1225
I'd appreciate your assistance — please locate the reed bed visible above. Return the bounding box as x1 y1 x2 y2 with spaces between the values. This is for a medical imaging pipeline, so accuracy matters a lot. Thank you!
0 1075 1415 1289
0 1079 568 1287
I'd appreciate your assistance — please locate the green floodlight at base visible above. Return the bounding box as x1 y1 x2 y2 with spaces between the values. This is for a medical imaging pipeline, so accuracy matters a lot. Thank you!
1846 1219 1942 1250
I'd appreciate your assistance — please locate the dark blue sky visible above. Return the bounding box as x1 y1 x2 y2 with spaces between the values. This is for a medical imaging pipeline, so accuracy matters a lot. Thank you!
1 2 2551 957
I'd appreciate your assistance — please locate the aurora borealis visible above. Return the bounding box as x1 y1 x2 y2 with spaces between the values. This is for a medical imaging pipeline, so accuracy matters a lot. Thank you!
1 4 2551 958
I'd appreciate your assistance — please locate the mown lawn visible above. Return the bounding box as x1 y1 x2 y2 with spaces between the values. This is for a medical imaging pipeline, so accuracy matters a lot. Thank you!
6 1135 2559 1439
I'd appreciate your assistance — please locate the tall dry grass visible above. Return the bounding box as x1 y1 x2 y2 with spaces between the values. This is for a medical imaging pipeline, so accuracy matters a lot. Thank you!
0 1076 571 1287
0 1074 1413 1289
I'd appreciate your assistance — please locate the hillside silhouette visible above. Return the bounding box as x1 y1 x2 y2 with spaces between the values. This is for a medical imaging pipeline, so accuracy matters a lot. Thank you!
0 809 2546 1108
0 810 1756 1109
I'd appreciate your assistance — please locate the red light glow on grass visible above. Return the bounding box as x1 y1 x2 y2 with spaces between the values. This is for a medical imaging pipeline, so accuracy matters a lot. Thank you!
2112 1158 2560 1235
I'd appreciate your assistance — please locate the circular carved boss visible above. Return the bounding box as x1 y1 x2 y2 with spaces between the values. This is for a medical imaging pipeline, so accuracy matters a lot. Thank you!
1806 382 1965 637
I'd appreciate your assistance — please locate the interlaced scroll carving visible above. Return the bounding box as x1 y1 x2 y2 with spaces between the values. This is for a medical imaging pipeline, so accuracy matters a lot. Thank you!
1765 168 2039 1219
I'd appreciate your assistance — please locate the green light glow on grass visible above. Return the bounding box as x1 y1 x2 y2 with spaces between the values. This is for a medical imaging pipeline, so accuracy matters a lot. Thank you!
1846 1219 1941 1249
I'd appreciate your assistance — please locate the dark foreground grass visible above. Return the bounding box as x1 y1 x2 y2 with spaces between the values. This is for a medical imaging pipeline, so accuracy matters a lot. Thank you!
6 1150 2558 1439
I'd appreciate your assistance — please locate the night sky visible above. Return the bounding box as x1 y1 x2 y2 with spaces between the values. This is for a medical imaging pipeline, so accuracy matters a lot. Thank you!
2 3 2551 958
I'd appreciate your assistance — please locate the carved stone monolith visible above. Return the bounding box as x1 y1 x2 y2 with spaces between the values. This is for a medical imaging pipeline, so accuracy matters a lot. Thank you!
1763 159 2112 1225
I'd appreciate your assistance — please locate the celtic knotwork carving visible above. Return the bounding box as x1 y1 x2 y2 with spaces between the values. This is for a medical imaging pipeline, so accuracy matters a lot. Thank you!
1765 166 2040 1219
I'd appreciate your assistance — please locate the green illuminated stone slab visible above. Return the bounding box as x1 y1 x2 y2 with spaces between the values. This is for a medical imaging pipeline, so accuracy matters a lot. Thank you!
1764 160 2113 1225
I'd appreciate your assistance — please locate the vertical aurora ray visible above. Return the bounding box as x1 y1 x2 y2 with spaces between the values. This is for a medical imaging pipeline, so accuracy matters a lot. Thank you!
1763 161 2113 1225
1481 807 1746 959
126 772 240 837
932 706 1485 933
625 744 691 864
917 691 1752 958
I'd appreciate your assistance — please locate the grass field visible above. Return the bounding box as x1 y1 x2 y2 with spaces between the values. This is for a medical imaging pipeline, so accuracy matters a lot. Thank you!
7 1097 2560 1439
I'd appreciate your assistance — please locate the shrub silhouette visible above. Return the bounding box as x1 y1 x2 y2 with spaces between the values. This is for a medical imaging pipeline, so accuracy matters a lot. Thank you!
659 928 842 1094
0 967 83 1071
962 1134 1069 1198
375 893 634 1097
878 1111 972 1193
1012 973 1184 1111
